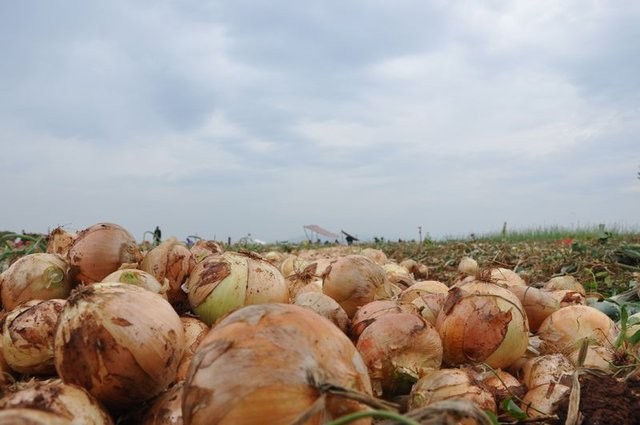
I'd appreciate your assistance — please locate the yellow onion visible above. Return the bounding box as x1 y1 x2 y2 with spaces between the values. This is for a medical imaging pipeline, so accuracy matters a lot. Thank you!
0 337 13 387
0 408 71 424
536 304 617 354
140 382 183 425
0 378 113 424
382 262 415 289
279 255 309 279
322 255 395 318
176 317 209 382
398 281 448 326
507 285 560 332
189 240 224 264
2 299 65 375
543 275 586 296
68 223 142 285
54 283 185 411
408 368 496 414
567 344 615 372
102 269 168 299
185 251 289 326
0 253 72 311
263 251 286 267
544 289 586 307
457 257 478 276
436 281 529 369
183 303 373 425
400 259 429 280
46 227 77 258
285 258 329 300
293 292 350 333
356 312 442 397
478 369 525 406
517 354 575 390
358 248 387 264
489 268 526 287
520 383 570 419
139 238 193 306
350 300 415 341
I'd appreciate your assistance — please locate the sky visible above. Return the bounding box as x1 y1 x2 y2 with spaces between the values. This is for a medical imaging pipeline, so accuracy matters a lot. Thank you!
1 1 639 243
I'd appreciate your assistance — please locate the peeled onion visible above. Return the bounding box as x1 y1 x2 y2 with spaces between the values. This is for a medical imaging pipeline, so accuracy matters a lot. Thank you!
321 255 395 318
139 238 193 306
183 303 373 425
68 223 142 285
102 269 168 298
356 312 442 397
293 291 350 333
2 299 66 375
185 251 289 326
0 378 113 424
54 282 185 411
0 253 72 311
536 304 617 354
436 280 529 369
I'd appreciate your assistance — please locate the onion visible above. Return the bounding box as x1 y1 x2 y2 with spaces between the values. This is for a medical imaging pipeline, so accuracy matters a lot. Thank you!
139 238 193 306
68 223 142 285
183 303 373 425
350 300 415 340
506 285 560 332
321 255 395 318
0 253 72 311
478 369 525 406
46 227 77 258
382 262 415 289
185 251 289 326
517 354 575 390
489 267 526 287
176 317 209 382
397 281 449 326
436 280 529 369
536 304 617 354
263 251 286 266
0 378 113 424
0 408 72 424
400 259 429 280
408 368 496 414
567 344 616 372
0 337 13 387
140 382 184 425
358 248 387 264
54 282 185 411
102 269 168 298
543 275 586 296
457 257 478 276
293 292 350 333
544 289 586 307
279 255 309 279
2 299 65 375
189 240 224 263
520 383 570 419
285 258 329 300
356 312 442 397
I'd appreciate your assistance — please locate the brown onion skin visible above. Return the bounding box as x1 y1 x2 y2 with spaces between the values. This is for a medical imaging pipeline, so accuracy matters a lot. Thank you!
139 382 184 425
140 238 193 307
350 300 415 341
293 291 350 333
54 283 185 412
175 317 209 382
68 223 143 285
183 303 373 425
0 408 72 425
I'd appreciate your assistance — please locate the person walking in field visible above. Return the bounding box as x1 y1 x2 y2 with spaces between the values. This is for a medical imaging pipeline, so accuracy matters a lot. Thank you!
153 226 162 245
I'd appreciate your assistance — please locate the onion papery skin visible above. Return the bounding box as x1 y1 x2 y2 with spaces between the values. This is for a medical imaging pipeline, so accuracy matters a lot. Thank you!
544 289 586 307
68 223 142 285
358 248 388 264
350 300 415 341
520 383 570 419
102 269 168 299
46 227 77 258
183 303 373 425
435 281 529 369
0 408 72 425
0 253 72 311
0 338 13 387
2 299 66 375
189 240 224 264
478 369 526 407
356 312 443 397
293 292 350 333
381 262 415 290
54 282 185 411
285 258 329 301
176 317 209 382
408 368 496 414
0 378 113 424
321 255 395 318
517 354 575 390
536 304 617 354
507 285 560 332
139 238 193 306
398 281 448 326
186 251 289 326
543 275 586 296
489 267 526 287
140 381 184 425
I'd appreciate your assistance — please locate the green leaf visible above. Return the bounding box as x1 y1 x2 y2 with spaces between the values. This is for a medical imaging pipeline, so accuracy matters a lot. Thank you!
628 329 640 345
484 410 500 425
501 397 527 420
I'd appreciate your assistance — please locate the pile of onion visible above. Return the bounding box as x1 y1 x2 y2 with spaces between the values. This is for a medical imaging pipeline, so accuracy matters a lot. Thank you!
293 291 350 333
68 223 142 284
0 253 72 311
2 299 66 375
102 269 168 299
321 255 395 318
350 300 415 340
54 282 185 411
436 280 529 369
397 280 449 325
356 312 443 397
183 303 373 425
185 251 289 326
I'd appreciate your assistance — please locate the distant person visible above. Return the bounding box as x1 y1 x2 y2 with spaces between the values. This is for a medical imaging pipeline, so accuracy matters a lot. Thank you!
153 226 162 245
346 235 355 246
